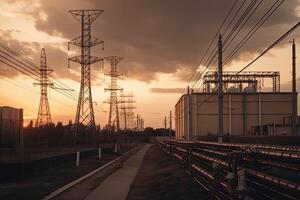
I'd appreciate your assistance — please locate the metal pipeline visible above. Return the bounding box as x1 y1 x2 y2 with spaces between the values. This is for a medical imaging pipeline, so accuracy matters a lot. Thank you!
246 168 300 192
192 152 229 169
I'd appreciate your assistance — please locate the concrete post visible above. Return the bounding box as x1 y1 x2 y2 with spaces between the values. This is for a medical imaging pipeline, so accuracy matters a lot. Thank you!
237 168 246 199
76 151 80 167
229 94 232 135
98 147 102 159
187 94 193 141
115 144 118 153
218 34 223 143
292 39 297 135
169 110 172 138
258 93 262 135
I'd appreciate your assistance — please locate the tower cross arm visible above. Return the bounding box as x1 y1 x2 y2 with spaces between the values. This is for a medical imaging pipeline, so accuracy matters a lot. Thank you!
68 36 104 49
68 56 103 65
69 10 104 24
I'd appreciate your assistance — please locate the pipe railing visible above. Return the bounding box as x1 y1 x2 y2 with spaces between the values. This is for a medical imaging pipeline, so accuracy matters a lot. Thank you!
159 139 300 200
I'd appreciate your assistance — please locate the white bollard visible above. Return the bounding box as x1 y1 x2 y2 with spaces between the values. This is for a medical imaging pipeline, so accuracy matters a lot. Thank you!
115 144 118 153
76 151 80 167
98 147 102 159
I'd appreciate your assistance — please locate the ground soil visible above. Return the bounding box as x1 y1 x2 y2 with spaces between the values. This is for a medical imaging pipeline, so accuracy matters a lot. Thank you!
126 145 208 200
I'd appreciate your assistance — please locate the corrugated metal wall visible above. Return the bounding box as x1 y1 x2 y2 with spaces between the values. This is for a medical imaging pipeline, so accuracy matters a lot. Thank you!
0 106 23 148
175 93 294 140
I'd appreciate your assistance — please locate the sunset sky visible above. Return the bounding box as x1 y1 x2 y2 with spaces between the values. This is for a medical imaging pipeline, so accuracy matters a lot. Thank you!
0 0 299 128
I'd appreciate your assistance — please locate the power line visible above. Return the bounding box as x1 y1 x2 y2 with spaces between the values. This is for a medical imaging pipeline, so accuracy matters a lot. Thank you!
197 20 300 110
191 0 284 92
0 73 75 110
190 0 251 90
0 55 78 101
200 0 248 72
231 20 300 77
0 57 39 81
223 0 263 51
223 0 258 45
0 73 38 94
0 43 79 100
190 0 289 112
220 0 248 43
185 0 239 92
191 0 258 91
0 42 38 70
224 0 284 64
195 0 261 90
49 74 78 94
0 42 78 95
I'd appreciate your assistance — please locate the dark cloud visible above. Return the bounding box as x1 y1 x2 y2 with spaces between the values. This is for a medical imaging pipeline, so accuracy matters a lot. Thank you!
13 0 300 82
149 87 184 94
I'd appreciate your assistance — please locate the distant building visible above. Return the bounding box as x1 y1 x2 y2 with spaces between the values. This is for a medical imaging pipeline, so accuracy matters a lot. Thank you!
0 106 23 148
175 92 296 140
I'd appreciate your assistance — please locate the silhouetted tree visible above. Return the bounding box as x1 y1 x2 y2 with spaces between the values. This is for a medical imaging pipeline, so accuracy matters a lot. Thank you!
28 120 33 128
56 121 63 127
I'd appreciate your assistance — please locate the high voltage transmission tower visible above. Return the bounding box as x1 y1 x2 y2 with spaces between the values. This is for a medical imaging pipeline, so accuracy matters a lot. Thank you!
35 48 53 127
128 94 136 130
68 10 104 135
104 56 123 132
136 114 144 131
118 91 127 130
119 91 136 130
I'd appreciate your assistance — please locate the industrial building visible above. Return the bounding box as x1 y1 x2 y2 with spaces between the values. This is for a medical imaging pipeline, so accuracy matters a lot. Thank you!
175 71 297 140
0 106 23 148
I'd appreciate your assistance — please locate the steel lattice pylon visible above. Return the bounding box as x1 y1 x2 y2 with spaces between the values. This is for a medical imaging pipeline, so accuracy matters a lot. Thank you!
104 56 123 132
35 48 53 127
68 10 104 134
119 92 136 130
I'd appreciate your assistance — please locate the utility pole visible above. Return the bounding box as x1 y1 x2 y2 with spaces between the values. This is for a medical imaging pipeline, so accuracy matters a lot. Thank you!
139 117 143 131
119 92 135 130
218 34 223 143
136 114 139 131
68 10 104 141
35 48 53 127
104 56 123 132
164 116 167 129
169 111 172 137
292 39 297 135
123 107 127 130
